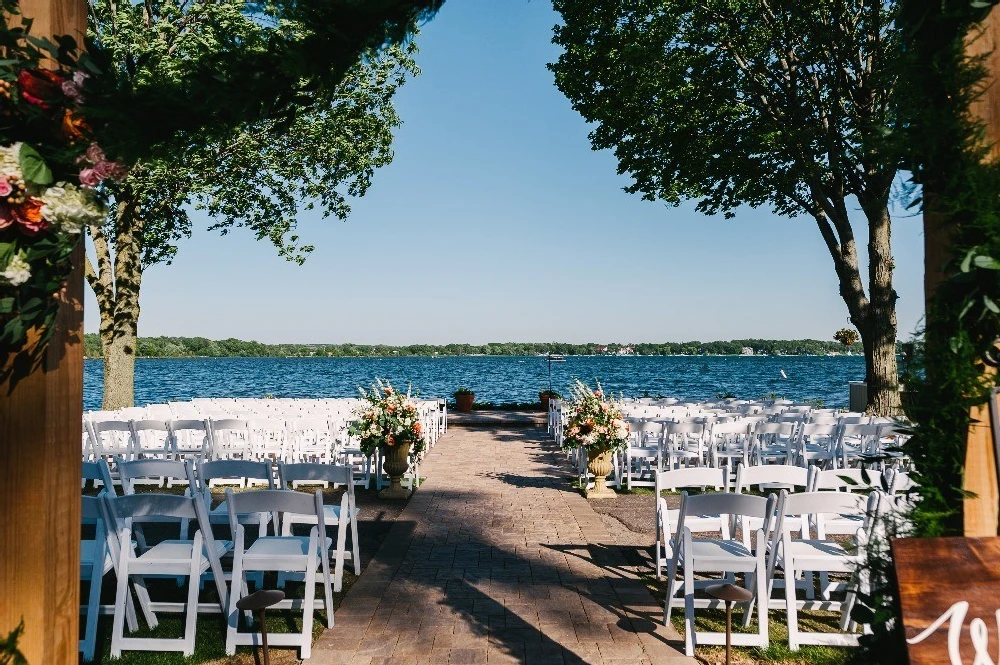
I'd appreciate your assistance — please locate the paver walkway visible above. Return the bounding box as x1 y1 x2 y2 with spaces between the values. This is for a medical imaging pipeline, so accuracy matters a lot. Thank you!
312 425 693 665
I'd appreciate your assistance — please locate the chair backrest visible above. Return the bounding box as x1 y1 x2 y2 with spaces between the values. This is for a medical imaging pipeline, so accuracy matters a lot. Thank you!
224 488 325 538
106 492 200 522
81 459 115 492
209 418 251 458
775 490 880 540
809 467 886 492
168 419 212 457
277 462 352 488
199 459 275 488
130 419 172 458
91 420 135 459
117 458 197 493
735 463 809 493
676 491 776 542
655 467 728 494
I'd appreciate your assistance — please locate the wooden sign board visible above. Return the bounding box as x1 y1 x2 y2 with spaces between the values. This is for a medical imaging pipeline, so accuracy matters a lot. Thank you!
893 536 1000 664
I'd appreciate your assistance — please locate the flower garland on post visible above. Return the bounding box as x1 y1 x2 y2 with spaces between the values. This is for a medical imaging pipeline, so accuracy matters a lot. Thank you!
0 6 123 380
560 380 629 498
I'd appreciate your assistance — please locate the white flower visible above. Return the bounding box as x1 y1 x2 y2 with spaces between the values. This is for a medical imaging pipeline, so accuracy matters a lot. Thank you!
0 143 22 179
40 182 102 234
1 251 31 286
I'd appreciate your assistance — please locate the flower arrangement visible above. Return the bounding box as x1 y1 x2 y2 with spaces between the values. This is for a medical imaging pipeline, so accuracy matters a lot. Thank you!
0 13 123 378
560 379 630 454
348 378 426 457
452 387 474 396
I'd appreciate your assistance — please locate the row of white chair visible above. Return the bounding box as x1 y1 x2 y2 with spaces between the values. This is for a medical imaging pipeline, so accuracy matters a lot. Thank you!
80 458 360 661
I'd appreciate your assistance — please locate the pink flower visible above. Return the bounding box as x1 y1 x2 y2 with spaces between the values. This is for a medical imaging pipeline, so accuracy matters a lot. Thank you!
93 161 114 180
79 167 99 188
0 179 13 198
61 71 87 104
85 143 105 164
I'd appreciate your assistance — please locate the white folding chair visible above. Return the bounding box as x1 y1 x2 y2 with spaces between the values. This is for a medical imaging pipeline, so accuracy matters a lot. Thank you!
772 491 880 650
662 421 706 470
104 493 228 657
80 495 111 662
278 462 361 591
118 458 202 548
199 459 275 539
664 491 776 656
625 420 663 488
209 418 252 460
130 420 173 461
706 420 752 469
653 467 728 579
750 422 797 465
168 419 212 466
224 488 334 659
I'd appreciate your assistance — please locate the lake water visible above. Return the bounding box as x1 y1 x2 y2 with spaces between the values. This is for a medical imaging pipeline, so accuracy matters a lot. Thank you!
83 355 865 412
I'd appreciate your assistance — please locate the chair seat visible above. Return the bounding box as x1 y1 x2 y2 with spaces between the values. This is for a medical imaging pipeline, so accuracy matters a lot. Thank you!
686 538 758 570
133 538 229 574
285 505 361 525
245 536 333 561
783 539 855 569
209 501 271 524
819 513 865 535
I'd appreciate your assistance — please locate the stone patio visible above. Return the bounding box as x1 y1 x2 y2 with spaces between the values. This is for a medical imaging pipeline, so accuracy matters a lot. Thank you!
311 425 693 665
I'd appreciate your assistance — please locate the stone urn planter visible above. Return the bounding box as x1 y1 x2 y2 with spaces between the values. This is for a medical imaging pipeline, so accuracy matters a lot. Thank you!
379 440 412 499
585 449 616 499
539 391 558 411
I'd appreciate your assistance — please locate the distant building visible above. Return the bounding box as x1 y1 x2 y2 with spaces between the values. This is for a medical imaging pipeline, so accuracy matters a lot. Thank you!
740 347 754 356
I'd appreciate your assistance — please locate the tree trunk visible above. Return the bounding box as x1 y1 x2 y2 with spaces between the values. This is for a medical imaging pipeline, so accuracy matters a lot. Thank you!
863 202 901 416
85 199 143 409
101 324 137 409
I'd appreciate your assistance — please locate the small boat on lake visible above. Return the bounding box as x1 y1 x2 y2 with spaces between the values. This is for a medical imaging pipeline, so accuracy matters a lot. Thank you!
547 354 566 362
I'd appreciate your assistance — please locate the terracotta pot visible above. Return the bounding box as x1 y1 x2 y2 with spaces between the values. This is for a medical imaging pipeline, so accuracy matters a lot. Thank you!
455 393 475 412
379 440 412 499
539 393 552 410
586 449 616 499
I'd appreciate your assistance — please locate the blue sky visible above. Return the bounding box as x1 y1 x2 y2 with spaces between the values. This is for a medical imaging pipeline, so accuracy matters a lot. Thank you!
83 0 926 345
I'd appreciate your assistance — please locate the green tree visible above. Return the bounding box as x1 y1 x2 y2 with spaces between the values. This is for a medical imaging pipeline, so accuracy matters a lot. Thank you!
85 0 428 408
551 0 903 415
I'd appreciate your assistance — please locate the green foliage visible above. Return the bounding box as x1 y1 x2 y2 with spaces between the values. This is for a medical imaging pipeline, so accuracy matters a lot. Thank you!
550 0 905 415
88 1 421 267
0 619 26 665
452 387 474 396
82 334 866 358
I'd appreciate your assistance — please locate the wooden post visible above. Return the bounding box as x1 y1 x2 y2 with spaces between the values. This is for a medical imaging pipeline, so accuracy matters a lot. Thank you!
0 0 87 659
960 9 1000 536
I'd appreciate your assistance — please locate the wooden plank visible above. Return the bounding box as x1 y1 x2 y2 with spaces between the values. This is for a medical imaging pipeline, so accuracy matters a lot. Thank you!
0 2 88 660
963 381 999 536
893 536 1000 664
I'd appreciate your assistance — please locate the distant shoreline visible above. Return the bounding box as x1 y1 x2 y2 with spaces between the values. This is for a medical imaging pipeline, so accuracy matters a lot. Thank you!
83 333 871 360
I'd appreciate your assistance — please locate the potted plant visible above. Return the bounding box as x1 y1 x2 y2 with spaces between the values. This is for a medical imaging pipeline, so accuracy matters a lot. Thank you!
560 380 630 499
348 379 425 499
453 387 475 412
539 389 561 410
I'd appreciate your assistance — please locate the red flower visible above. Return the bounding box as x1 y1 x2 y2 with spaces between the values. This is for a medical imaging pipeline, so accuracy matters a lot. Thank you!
18 69 64 109
12 197 47 235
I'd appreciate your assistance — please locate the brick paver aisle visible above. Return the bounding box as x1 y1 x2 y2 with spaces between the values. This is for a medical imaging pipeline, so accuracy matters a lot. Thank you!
312 426 694 665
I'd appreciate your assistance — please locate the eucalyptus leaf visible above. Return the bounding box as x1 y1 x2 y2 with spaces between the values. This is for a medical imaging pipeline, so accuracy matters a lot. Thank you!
961 250 974 273
974 254 1000 270
984 295 999 313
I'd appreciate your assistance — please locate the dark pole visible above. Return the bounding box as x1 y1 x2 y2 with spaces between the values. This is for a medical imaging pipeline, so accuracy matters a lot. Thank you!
236 589 285 665
705 583 753 665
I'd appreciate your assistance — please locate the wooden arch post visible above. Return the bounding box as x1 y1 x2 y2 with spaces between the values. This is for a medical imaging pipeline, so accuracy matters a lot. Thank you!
960 8 1000 537
0 0 87 661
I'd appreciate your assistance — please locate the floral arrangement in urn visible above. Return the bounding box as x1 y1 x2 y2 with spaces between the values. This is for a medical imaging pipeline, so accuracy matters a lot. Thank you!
348 378 426 457
560 380 629 499
560 380 630 455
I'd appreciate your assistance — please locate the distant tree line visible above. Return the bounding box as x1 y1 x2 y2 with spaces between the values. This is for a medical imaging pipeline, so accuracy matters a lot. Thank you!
82 335 862 359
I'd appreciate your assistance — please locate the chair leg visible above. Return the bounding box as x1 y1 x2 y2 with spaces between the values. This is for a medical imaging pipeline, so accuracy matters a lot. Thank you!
757 560 769 648
132 575 159 629
664 554 680 625
683 558 696 657
183 552 201 656
301 542 318 659
226 556 244 655
785 558 799 651
110 556 130 659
